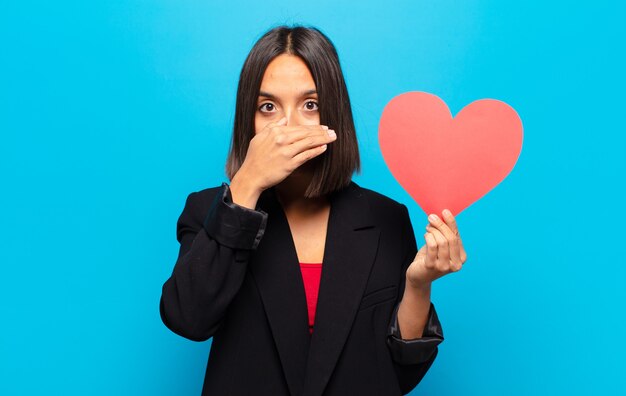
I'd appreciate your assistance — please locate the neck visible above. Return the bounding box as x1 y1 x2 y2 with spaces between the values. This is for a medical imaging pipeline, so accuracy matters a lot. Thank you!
274 170 328 211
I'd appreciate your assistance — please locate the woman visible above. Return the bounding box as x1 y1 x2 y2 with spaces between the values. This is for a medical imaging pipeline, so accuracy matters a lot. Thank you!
160 25 467 396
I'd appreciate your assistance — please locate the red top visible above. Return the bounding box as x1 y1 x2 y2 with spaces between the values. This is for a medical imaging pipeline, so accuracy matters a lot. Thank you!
299 262 322 334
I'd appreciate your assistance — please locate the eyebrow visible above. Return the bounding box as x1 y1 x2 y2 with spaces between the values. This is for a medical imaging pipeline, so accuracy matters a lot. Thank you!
258 89 317 100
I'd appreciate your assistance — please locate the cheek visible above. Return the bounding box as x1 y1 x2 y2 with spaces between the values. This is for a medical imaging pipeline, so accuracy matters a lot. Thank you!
310 113 321 125
254 113 270 134
297 111 320 126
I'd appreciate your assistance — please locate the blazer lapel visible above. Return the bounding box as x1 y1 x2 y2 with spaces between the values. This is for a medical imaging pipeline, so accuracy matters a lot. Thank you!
302 181 380 396
249 186 311 396
249 181 379 396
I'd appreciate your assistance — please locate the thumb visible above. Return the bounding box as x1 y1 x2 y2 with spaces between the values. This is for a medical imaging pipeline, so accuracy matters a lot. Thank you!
265 116 287 130
258 117 287 134
416 243 428 257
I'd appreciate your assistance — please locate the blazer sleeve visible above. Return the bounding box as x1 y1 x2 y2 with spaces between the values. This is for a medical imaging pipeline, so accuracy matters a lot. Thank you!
159 182 268 341
386 203 444 394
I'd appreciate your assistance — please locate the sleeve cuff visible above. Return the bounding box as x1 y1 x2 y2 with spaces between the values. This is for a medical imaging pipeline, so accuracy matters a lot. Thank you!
386 302 444 365
202 182 268 250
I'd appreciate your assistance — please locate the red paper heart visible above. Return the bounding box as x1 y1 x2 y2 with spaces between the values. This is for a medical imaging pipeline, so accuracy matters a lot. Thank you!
378 91 523 217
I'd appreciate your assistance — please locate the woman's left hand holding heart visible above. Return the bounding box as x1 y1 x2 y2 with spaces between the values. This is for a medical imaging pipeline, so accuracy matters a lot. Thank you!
406 209 467 289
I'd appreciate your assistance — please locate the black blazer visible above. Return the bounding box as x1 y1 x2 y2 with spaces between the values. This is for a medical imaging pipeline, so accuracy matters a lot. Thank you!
160 180 444 396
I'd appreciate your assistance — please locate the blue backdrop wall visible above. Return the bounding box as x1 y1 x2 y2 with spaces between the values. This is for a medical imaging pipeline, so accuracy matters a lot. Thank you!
1 1 625 395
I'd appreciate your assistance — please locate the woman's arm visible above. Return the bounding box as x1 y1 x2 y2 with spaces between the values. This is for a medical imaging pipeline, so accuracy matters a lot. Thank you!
159 182 267 341
396 282 432 338
397 206 468 339
387 204 467 393
386 204 445 394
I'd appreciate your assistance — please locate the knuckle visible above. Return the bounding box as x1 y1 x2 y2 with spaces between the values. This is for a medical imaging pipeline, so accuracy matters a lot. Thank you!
274 133 286 144
279 148 290 158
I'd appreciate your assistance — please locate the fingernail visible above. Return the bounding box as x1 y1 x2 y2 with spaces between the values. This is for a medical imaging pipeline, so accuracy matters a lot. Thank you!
443 209 451 217
428 214 439 222
321 125 328 130
327 129 336 138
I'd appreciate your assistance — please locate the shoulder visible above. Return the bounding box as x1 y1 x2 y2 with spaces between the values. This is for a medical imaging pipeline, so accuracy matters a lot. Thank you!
350 181 409 220
348 181 416 250
351 181 406 210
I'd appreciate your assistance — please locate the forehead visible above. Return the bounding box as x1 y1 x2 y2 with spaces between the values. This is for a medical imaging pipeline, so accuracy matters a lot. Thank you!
260 54 316 92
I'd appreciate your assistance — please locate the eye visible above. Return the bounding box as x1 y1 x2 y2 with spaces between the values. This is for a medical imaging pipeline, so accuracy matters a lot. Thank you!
304 100 319 111
258 103 276 113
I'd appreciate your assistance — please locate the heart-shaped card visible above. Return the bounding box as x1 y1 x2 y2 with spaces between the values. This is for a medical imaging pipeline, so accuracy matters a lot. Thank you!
378 91 523 217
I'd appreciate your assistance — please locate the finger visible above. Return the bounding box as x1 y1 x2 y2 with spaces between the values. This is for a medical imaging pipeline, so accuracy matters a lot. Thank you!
427 213 457 242
448 217 467 264
281 126 335 146
441 209 460 236
286 130 336 156
438 209 462 265
291 144 328 167
270 123 327 136
427 224 462 270
424 232 437 269
425 224 449 263
442 208 463 267
459 238 467 263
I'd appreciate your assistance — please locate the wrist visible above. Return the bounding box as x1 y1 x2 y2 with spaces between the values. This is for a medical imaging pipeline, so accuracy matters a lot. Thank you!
405 275 432 294
230 172 262 209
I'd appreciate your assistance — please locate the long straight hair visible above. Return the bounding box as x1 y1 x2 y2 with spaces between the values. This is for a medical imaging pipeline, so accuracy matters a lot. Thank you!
225 25 361 198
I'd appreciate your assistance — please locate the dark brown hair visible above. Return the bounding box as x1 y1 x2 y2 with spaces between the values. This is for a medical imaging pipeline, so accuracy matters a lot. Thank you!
225 25 361 198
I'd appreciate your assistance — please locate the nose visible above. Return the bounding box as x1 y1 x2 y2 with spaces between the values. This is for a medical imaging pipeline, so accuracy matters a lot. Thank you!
283 107 304 126
284 109 294 126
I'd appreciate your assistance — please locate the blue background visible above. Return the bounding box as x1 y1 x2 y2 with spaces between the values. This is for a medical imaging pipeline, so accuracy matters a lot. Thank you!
1 1 625 395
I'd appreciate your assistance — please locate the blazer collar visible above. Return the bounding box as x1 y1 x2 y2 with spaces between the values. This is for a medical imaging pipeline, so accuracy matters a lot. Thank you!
249 180 380 396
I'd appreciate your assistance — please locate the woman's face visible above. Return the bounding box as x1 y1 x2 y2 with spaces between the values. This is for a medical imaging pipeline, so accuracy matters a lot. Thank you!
255 54 320 133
